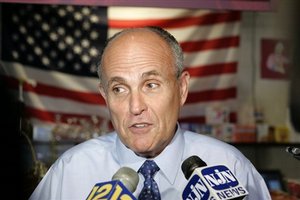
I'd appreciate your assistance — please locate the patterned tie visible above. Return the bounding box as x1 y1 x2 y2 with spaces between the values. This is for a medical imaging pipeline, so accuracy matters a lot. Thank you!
138 160 161 200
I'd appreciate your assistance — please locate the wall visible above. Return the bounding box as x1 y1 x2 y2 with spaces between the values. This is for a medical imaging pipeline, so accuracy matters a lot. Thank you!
237 0 300 180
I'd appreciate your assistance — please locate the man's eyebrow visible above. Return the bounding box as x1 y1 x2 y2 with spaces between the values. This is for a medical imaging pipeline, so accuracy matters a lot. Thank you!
107 76 126 86
142 70 161 78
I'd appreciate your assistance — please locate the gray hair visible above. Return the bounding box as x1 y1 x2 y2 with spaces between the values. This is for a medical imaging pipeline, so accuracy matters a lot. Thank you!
97 26 184 82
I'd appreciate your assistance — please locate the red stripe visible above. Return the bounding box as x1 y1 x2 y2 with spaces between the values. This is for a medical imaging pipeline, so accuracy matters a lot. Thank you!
2 76 106 105
109 12 240 29
179 112 237 123
186 87 237 104
25 106 105 125
186 62 237 77
181 36 239 52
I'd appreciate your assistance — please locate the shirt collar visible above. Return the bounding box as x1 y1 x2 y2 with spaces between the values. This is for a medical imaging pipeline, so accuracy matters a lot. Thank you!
115 135 145 172
155 125 184 184
115 123 185 185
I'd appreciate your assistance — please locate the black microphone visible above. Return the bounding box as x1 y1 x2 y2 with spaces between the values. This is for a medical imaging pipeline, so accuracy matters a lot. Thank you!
286 146 300 160
181 155 248 200
286 146 300 155
86 167 139 200
181 155 207 180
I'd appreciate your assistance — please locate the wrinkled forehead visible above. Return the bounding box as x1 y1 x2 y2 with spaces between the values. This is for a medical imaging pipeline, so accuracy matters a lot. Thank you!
99 28 176 84
102 29 175 71
105 28 171 53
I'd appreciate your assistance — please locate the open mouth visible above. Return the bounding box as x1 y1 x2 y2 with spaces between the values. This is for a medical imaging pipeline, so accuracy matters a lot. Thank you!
132 123 149 128
129 122 153 134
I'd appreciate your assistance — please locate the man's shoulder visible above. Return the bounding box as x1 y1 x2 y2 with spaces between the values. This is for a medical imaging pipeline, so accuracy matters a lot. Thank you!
181 129 245 160
78 131 117 149
56 132 118 162
182 129 228 146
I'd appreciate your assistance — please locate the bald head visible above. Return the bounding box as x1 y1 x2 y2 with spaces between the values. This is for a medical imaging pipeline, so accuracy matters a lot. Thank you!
97 27 184 83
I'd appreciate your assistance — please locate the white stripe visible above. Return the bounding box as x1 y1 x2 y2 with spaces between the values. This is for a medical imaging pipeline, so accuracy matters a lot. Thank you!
20 91 110 118
108 7 212 20
169 22 240 43
180 99 237 118
1 61 100 92
188 74 236 92
184 47 238 67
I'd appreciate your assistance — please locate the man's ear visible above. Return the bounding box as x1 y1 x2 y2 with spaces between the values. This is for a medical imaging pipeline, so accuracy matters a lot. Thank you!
98 82 107 100
179 71 190 106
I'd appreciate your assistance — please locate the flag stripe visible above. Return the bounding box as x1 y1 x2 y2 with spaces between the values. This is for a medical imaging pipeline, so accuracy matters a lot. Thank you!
108 7 212 20
2 75 105 105
1 61 99 92
26 106 107 125
109 12 240 29
186 62 237 77
186 87 237 104
181 36 239 52
109 21 240 43
19 91 109 116
184 48 238 68
188 74 236 92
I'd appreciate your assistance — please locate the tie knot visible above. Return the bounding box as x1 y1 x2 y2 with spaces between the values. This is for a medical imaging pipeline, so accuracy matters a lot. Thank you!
139 160 160 179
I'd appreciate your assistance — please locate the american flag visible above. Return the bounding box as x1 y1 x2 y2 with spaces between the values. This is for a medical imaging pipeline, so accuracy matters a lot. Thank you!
0 3 240 130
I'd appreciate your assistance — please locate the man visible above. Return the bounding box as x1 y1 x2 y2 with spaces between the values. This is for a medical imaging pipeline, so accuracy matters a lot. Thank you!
30 26 271 199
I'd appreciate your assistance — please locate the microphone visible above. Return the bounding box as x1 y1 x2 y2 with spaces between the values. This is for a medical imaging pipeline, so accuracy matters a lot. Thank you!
286 146 300 155
86 167 139 200
181 155 248 200
286 146 300 160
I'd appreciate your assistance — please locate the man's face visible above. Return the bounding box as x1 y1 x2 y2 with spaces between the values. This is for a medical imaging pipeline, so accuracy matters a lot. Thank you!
99 29 189 158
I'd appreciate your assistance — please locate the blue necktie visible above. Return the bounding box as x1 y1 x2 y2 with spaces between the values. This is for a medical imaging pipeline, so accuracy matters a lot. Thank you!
138 160 161 200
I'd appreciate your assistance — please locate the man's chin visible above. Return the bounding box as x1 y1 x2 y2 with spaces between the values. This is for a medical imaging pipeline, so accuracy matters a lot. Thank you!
132 146 153 158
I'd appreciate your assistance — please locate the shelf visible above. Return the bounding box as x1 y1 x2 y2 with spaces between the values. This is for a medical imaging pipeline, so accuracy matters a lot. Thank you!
229 142 300 147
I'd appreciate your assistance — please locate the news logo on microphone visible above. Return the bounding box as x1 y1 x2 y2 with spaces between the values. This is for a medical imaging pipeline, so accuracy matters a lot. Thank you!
182 173 211 200
86 167 139 200
86 180 137 200
182 165 248 200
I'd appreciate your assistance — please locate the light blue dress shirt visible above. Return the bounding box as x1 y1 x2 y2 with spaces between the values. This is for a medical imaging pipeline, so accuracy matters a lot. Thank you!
29 125 271 200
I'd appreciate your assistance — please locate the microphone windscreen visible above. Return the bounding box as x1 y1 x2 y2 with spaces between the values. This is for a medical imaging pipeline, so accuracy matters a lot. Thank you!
286 146 300 155
292 147 300 155
181 155 207 180
286 146 293 153
112 167 139 193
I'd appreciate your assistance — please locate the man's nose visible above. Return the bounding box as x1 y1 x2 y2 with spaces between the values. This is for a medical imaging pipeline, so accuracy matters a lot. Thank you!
129 91 147 115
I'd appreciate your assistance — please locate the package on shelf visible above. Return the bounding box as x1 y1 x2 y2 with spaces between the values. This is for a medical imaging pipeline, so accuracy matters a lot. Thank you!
232 125 256 143
256 123 271 142
180 123 213 137
257 124 290 143
211 123 235 142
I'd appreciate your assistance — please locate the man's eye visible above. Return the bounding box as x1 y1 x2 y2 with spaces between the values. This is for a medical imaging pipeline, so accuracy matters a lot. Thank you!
147 83 159 89
112 87 126 94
